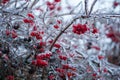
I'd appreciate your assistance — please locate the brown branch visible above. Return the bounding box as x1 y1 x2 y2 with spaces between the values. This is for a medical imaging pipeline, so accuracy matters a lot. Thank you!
29 0 39 9
88 0 98 16
85 0 88 15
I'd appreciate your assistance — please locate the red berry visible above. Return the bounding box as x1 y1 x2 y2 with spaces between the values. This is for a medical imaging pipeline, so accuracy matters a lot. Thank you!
36 35 42 40
92 73 97 77
59 55 67 60
57 6 62 11
98 55 104 60
11 30 17 38
33 26 37 31
39 48 44 52
2 0 9 4
54 43 61 48
48 40 53 43
46 1 55 10
48 75 55 80
36 53 52 59
5 30 10 36
39 42 46 46
72 24 88 35
92 28 98 34
6 75 14 80
54 24 59 29
103 68 108 73
55 68 65 73
54 0 61 2
113 1 119 7
49 5 55 10
91 46 100 51
30 31 37 36
67 72 76 78
31 60 37 65
27 13 34 19
46 1 52 6
23 18 34 23
36 59 48 67
57 20 62 24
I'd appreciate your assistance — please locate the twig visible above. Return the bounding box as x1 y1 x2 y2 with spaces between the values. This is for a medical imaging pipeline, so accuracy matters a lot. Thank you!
70 1 82 13
85 0 88 16
88 0 98 16
29 0 39 9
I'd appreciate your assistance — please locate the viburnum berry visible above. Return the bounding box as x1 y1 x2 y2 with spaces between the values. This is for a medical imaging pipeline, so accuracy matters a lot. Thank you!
49 4 55 10
92 28 98 34
54 0 61 2
36 54 45 59
92 73 97 77
72 23 88 35
59 55 67 60
36 53 52 59
2 0 9 4
48 39 53 43
46 1 55 10
62 64 70 69
56 49 61 54
55 68 65 73
31 60 37 65
11 30 18 38
39 48 44 52
113 1 119 8
54 43 61 48
39 42 46 46
103 68 108 73
6 75 14 80
57 20 62 24
27 13 34 19
34 59 48 67
46 1 52 6
40 31 44 34
36 34 42 40
5 30 11 36
54 24 59 29
59 74 65 79
45 53 52 58
62 64 76 71
91 46 100 51
67 72 76 78
33 26 37 31
30 31 37 36
98 55 104 60
106 32 120 42
57 6 62 11
48 74 55 80
23 18 34 23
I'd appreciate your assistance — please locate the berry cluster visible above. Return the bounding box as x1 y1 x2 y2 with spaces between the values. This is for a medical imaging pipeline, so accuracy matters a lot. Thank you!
72 23 88 35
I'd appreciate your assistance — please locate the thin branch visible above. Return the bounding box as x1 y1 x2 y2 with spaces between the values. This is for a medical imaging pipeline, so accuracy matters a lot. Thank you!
88 0 98 16
29 0 39 9
70 1 82 13
85 0 88 16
